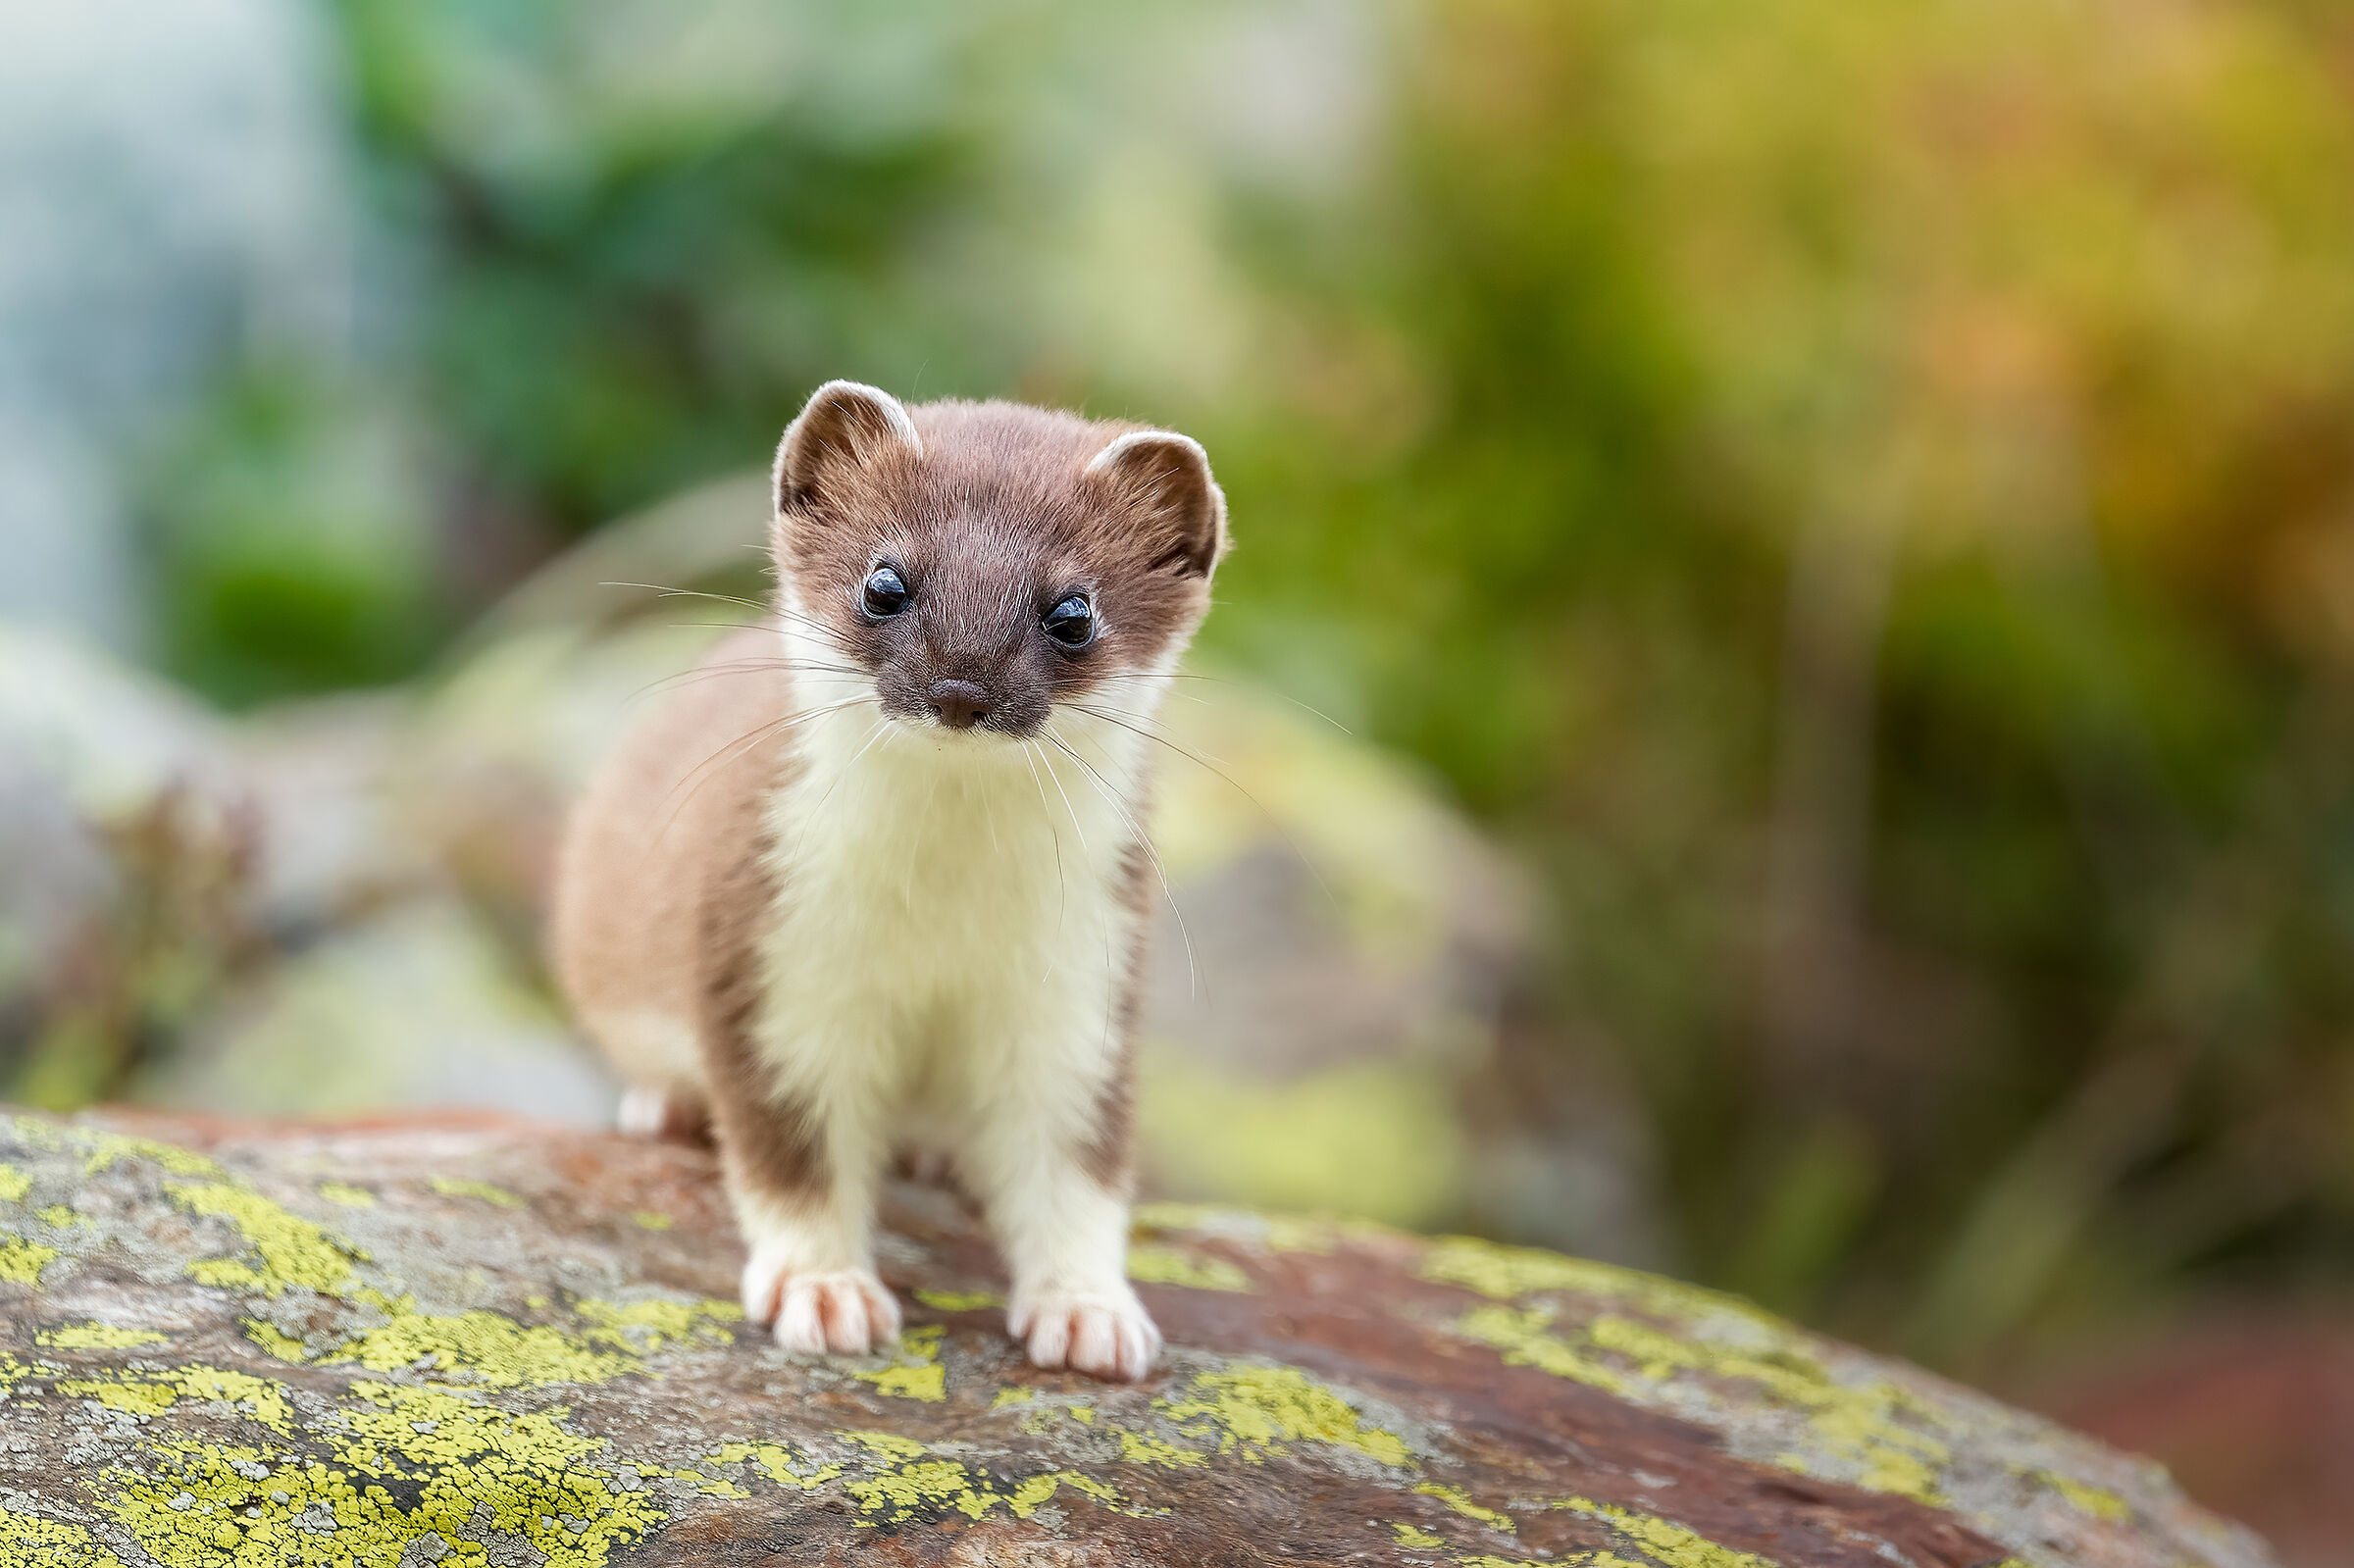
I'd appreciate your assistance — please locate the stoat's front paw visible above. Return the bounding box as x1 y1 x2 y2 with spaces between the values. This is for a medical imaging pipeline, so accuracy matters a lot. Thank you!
1009 1282 1160 1382
742 1246 899 1356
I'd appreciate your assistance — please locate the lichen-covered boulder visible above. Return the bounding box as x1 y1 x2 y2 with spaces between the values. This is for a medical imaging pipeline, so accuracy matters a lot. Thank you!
0 1108 2268 1568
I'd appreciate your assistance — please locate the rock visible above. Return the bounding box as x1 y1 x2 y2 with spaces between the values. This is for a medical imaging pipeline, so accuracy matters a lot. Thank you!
0 1107 2270 1567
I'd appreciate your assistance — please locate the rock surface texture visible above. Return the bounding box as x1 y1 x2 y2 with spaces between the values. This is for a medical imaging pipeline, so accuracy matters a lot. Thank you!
0 1108 2272 1568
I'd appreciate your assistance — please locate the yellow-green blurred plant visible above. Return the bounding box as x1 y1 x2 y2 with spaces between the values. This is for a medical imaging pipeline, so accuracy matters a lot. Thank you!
1199 0 2354 1367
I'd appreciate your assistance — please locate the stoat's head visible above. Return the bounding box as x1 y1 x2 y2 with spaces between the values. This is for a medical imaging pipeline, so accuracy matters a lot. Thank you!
770 380 1227 741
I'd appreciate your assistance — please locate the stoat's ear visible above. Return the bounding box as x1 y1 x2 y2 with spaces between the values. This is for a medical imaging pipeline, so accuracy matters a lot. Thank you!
1086 430 1227 580
775 380 922 513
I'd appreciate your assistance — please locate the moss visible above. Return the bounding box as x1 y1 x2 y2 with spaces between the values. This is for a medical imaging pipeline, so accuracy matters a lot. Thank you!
1158 1365 1412 1468
1127 1242 1253 1292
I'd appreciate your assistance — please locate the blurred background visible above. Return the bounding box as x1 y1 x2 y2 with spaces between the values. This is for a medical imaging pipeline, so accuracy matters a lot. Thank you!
3 0 2351 1556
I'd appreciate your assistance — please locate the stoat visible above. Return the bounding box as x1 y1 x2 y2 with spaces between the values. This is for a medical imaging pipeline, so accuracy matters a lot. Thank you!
549 381 1226 1382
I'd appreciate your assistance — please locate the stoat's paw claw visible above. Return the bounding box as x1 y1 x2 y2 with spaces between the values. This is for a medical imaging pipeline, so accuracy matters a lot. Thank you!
742 1251 899 1356
1009 1284 1160 1382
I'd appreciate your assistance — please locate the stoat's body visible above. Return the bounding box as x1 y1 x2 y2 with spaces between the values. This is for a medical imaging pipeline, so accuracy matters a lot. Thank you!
551 382 1226 1381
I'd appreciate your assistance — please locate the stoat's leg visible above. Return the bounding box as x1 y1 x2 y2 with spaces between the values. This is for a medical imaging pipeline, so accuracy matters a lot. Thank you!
708 1069 898 1357
698 875 898 1352
963 1049 1158 1383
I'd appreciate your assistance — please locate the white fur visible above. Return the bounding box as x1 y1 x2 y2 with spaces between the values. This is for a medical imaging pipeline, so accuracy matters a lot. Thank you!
731 607 1171 1378
1085 428 1203 475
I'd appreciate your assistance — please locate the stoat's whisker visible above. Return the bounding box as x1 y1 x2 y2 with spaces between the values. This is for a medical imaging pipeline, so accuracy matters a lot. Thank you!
1064 700 1344 922
599 580 864 660
1040 731 1127 1040
658 696 876 829
1048 725 1199 1005
665 617 858 658
1033 732 1092 859
1086 672 1351 733
1020 738 1070 942
631 658 870 703
601 581 771 614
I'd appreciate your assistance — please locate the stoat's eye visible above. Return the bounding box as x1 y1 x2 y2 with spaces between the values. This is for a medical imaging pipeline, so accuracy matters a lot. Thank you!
862 565 911 618
1042 593 1095 649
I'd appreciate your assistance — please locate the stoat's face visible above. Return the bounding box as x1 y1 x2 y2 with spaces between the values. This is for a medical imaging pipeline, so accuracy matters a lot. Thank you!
770 382 1226 742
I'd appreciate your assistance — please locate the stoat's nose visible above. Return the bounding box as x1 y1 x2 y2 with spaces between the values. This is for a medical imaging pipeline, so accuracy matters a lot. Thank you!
928 679 994 730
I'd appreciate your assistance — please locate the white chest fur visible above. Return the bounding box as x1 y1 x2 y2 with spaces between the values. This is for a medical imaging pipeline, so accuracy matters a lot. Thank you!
749 665 1159 1161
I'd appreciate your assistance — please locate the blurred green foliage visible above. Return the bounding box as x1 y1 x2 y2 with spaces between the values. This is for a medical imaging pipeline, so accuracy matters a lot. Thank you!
136 0 2354 1375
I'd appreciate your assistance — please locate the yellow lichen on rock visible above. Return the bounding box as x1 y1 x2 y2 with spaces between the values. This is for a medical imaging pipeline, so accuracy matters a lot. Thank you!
1127 1242 1253 1292
1453 1300 1949 1504
855 1323 948 1401
1420 1236 1766 1329
428 1175 525 1209
0 1163 28 1204
1158 1365 1412 1467
573 1294 741 1352
36 1324 168 1349
322 1306 640 1389
1117 1430 1208 1468
0 1503 127 1568
98 1383 662 1568
56 1366 292 1431
1550 1496 1784 1568
914 1287 1002 1311
165 1181 365 1297
0 1238 59 1287
1415 1482 1514 1531
2034 1468 2132 1523
701 1440 844 1492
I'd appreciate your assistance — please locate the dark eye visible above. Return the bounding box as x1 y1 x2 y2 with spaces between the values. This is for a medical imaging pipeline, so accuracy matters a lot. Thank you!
862 565 910 618
1042 593 1095 649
